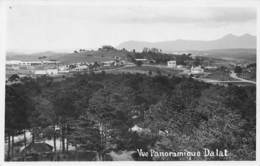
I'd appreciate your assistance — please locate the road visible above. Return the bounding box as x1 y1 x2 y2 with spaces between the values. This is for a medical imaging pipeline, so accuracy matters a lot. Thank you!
105 65 256 85
192 72 256 85
229 71 256 84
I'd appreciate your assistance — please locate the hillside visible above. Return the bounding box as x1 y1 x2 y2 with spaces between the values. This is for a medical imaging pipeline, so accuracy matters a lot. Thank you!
6 50 129 64
190 48 256 63
117 34 256 52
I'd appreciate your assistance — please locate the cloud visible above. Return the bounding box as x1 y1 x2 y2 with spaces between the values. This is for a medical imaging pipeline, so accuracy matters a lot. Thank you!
104 7 256 25
208 8 256 23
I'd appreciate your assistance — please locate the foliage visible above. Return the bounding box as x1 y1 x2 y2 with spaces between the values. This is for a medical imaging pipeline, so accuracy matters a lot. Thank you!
5 72 256 161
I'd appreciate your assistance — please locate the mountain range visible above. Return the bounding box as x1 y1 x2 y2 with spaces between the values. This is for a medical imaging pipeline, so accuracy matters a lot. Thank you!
117 34 256 52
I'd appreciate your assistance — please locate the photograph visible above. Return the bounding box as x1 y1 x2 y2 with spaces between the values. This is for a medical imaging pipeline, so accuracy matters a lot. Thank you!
3 0 257 162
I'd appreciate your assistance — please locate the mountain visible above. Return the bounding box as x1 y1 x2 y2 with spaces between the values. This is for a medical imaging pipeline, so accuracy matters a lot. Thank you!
117 34 256 52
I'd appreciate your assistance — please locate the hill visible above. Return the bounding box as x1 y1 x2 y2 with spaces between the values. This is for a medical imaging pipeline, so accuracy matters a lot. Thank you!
6 50 129 64
190 48 256 63
117 34 256 52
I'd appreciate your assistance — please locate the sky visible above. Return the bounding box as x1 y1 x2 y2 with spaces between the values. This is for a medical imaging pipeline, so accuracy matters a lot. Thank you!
5 0 257 52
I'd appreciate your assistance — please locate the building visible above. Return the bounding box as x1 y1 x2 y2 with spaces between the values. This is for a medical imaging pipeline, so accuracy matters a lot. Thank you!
43 60 60 65
204 66 217 70
102 60 115 67
135 59 148 62
21 143 53 155
167 60 177 68
34 69 58 76
6 60 23 65
46 69 58 75
75 65 88 71
191 66 204 74
34 70 47 75
58 65 69 71
177 65 184 69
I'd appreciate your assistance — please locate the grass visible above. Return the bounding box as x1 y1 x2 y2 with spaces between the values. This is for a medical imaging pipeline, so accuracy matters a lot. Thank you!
7 50 128 65
204 70 236 81
112 66 182 77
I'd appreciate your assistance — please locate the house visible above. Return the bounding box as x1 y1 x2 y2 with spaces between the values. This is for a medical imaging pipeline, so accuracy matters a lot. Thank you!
130 125 151 134
191 66 204 74
34 69 58 76
43 60 60 65
75 65 88 71
58 65 70 73
46 69 58 75
21 143 53 154
58 65 69 71
103 61 115 67
131 125 143 133
135 59 148 63
6 60 43 66
204 66 217 70
167 60 177 68
6 60 23 65
34 70 47 75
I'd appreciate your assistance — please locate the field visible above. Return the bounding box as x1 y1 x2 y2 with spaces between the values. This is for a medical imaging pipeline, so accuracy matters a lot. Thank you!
190 49 256 63
7 50 128 64
106 65 183 76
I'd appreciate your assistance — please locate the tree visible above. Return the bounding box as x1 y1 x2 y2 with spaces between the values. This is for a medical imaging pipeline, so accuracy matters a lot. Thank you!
32 96 57 150
234 66 242 75
5 85 30 160
52 89 80 152
135 61 143 67
148 70 152 76
8 74 20 82
68 115 102 160
87 89 117 160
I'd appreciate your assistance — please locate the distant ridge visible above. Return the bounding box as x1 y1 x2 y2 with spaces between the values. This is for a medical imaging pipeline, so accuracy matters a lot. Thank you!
117 34 256 52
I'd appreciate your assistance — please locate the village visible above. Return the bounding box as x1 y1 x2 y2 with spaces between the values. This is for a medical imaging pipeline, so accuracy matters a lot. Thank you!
6 46 256 87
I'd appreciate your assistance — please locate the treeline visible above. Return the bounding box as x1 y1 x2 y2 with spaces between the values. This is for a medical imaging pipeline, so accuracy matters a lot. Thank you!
5 73 256 160
127 51 193 65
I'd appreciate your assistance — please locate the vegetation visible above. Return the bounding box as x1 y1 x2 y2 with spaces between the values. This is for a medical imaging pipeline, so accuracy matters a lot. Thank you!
127 51 192 65
5 72 256 161
237 63 256 81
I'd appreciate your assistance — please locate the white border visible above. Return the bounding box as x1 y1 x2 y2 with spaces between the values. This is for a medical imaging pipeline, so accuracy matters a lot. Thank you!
0 0 259 166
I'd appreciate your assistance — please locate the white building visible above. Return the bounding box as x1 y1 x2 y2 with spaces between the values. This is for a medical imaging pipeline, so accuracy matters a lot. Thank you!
204 66 217 70
191 66 204 74
131 125 143 133
135 59 148 62
167 60 177 68
46 69 58 75
34 70 47 75
7 60 42 66
177 65 184 69
43 60 60 65
75 65 88 71
6 60 23 65
130 125 151 134
58 65 68 71
103 60 115 67
34 69 58 76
